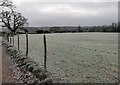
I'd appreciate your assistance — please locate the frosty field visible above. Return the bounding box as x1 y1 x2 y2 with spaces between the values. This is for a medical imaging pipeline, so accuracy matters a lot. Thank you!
14 33 118 83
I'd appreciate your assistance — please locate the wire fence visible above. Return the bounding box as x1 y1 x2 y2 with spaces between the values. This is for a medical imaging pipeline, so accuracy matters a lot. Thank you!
3 33 118 83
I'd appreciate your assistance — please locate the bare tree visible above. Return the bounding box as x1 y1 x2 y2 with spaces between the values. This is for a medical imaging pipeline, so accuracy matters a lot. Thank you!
0 10 27 34
0 0 27 34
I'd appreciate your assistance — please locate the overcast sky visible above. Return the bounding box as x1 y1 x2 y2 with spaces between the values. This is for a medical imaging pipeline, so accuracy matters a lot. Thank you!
11 0 119 27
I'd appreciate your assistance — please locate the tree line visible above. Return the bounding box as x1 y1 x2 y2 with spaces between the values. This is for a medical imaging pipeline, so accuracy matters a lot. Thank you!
0 0 119 34
36 23 119 34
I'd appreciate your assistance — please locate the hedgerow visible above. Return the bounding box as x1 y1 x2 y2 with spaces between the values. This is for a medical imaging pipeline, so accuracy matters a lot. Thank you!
2 40 53 84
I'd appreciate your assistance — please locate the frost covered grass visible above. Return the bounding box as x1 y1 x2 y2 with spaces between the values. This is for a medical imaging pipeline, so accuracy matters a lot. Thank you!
2 40 52 84
14 33 118 83
0 36 2 84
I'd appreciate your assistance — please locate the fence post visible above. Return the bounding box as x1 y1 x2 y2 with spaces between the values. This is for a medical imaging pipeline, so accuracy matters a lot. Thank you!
5 33 7 41
7 33 9 42
43 34 47 71
10 33 11 44
26 31 28 56
18 32 19 50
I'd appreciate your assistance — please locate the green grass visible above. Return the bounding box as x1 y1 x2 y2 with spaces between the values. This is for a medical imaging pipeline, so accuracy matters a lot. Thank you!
14 33 118 83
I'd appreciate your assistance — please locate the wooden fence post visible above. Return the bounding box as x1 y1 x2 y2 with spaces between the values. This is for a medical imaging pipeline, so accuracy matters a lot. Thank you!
43 34 47 71
7 33 9 42
13 34 14 46
18 32 19 50
5 33 7 41
26 31 28 56
10 34 11 44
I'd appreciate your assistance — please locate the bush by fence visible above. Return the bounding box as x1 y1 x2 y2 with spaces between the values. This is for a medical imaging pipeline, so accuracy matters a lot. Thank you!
2 39 53 84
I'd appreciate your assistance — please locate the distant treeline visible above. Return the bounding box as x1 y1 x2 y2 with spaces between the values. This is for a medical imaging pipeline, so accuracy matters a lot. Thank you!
36 23 119 34
18 22 119 34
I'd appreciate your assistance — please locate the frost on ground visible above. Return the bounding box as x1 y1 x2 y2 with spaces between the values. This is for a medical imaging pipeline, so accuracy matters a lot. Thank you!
0 37 2 85
2 40 53 84
2 44 38 84
14 33 118 83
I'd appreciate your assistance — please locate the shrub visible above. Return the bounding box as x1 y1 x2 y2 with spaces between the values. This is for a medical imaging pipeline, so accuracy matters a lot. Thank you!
44 78 53 85
36 30 44 34
33 67 43 76
27 64 35 72
36 72 47 81
2 40 53 83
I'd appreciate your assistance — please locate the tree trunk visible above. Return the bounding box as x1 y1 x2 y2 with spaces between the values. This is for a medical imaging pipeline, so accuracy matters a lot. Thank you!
13 30 16 35
13 35 14 46
7 34 9 42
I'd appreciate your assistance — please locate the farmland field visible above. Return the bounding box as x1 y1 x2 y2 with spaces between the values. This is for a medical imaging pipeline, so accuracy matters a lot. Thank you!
0 37 2 84
14 33 118 83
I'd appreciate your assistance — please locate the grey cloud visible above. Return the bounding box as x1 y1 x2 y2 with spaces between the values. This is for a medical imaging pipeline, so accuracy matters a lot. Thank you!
15 2 118 26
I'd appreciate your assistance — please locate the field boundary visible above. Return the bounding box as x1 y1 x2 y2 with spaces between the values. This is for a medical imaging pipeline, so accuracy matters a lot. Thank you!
2 39 53 84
